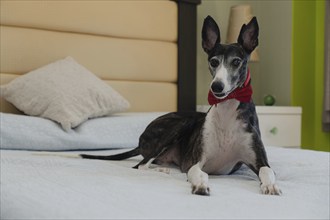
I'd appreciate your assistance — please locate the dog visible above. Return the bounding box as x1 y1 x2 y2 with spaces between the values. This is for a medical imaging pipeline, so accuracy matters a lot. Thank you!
81 16 281 196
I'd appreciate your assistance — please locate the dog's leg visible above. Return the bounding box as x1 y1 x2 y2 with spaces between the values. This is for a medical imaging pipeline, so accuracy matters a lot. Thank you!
134 147 171 174
187 162 210 196
137 157 155 170
137 158 171 174
244 142 281 195
246 130 281 195
259 166 282 195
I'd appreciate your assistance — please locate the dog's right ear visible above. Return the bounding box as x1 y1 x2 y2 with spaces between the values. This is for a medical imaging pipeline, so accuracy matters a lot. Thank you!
202 16 221 54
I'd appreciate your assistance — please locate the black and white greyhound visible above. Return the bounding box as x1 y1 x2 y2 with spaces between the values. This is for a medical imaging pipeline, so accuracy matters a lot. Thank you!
81 16 281 196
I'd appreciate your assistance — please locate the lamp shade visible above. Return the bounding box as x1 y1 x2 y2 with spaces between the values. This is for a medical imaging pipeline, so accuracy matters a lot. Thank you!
226 4 259 61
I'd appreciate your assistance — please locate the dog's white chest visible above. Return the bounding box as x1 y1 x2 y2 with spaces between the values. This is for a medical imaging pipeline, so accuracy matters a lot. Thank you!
201 100 254 174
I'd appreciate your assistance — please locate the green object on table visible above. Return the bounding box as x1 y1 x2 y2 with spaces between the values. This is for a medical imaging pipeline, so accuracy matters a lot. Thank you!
264 95 276 106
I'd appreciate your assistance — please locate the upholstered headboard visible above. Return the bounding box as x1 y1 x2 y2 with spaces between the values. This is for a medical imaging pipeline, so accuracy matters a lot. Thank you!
0 0 200 114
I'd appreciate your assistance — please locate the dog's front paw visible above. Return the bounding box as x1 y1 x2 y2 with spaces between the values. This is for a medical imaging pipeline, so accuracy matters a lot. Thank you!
261 183 282 195
192 184 210 196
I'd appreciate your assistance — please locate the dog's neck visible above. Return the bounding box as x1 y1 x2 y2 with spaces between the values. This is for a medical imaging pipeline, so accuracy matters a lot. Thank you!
208 69 252 106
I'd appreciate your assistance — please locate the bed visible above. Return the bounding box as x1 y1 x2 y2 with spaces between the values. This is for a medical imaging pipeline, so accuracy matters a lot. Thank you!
0 1 329 219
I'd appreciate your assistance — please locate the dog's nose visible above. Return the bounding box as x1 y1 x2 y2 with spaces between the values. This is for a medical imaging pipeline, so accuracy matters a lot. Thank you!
211 81 224 94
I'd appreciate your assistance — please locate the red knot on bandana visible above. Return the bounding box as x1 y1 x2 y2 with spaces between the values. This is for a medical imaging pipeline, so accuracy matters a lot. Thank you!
208 69 253 105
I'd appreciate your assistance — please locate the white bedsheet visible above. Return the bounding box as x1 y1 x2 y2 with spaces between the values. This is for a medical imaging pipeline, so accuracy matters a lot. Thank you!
1 146 329 219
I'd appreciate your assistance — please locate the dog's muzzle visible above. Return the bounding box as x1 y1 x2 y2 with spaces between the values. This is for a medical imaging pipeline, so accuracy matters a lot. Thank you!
211 81 225 98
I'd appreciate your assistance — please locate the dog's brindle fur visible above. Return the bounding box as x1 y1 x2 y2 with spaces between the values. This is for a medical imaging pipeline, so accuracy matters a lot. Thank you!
81 16 281 196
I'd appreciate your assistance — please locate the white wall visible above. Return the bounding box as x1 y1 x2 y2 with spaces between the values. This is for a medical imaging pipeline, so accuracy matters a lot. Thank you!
196 0 292 106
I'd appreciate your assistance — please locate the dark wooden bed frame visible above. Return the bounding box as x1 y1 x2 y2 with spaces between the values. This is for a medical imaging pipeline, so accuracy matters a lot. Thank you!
177 0 201 112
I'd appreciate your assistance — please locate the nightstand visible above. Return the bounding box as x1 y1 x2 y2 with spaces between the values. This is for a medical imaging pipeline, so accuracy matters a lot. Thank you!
256 106 302 148
197 105 302 148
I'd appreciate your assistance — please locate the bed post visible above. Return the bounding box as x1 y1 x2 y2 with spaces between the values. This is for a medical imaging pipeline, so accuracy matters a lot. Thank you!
177 0 201 112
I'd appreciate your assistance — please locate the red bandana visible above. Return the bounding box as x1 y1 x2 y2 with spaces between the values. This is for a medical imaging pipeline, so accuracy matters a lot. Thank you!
208 70 253 105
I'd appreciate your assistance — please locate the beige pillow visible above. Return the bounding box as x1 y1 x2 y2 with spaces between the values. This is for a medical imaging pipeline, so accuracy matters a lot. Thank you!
0 57 130 131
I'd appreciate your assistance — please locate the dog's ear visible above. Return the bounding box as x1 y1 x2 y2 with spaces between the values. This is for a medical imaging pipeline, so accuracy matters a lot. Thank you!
202 16 221 54
237 17 259 54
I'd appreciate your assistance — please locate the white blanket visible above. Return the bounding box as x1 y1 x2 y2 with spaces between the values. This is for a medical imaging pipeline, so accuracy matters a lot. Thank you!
1 147 329 219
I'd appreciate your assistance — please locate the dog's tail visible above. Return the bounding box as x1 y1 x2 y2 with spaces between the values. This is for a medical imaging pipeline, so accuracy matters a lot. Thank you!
80 147 140 161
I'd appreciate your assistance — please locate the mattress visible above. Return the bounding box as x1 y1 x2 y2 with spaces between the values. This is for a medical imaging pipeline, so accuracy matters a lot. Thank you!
1 113 329 219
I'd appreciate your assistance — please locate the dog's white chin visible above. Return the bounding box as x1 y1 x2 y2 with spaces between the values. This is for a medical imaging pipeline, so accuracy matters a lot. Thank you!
212 86 237 99
213 92 228 99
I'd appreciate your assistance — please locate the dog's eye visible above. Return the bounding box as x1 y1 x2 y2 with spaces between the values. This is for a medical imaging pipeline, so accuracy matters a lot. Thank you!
210 59 219 68
232 59 241 67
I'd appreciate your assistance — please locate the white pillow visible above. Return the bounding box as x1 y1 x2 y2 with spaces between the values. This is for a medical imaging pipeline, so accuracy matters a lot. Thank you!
0 57 130 131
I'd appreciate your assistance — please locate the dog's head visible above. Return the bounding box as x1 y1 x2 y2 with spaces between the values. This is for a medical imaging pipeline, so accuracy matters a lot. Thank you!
202 16 259 99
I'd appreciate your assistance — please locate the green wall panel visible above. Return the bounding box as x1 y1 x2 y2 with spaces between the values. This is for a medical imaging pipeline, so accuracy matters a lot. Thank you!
292 0 330 151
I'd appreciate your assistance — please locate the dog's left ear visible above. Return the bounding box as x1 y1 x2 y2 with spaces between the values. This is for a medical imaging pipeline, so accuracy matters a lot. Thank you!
237 17 259 54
